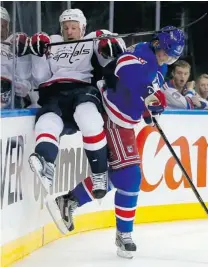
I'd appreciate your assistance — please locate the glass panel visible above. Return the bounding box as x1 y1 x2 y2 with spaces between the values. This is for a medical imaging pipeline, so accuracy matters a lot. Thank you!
1 1 37 109
41 1 68 34
160 1 208 76
1 2 15 109
114 1 155 48
41 1 110 35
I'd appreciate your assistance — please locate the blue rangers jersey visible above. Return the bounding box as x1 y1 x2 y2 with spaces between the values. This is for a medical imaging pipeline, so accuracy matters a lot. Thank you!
102 42 162 128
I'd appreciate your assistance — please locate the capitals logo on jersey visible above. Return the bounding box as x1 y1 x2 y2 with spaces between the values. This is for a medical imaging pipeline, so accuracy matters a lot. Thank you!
52 44 91 63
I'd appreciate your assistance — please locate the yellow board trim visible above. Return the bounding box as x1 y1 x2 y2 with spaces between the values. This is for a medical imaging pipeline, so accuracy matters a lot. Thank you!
1 202 208 267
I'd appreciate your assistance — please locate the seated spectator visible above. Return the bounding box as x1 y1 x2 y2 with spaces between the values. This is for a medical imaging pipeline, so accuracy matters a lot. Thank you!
161 60 201 109
184 74 208 109
195 74 208 100
1 6 31 109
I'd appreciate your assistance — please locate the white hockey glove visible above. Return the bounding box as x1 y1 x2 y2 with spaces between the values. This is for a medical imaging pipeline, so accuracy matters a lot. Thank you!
97 30 125 59
30 32 51 57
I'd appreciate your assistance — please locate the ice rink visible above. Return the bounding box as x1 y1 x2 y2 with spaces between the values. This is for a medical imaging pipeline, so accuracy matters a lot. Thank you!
12 219 208 267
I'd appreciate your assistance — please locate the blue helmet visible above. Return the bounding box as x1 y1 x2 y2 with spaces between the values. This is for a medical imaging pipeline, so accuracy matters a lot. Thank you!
155 26 185 58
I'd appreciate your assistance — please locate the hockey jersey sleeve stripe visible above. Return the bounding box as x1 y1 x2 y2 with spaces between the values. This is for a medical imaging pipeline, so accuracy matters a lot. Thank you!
102 95 139 125
185 96 194 109
83 130 106 144
117 54 139 64
115 55 140 77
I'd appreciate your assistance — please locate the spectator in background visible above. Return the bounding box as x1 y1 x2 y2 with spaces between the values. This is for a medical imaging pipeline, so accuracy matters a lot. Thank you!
162 60 202 109
184 74 208 109
0 6 31 109
168 60 193 93
195 74 208 100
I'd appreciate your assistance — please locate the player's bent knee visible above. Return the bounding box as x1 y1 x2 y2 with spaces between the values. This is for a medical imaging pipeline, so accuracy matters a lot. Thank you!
35 112 64 137
73 102 104 136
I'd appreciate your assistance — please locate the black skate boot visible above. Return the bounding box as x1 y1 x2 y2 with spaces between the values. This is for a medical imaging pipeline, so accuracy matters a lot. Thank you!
91 171 108 199
29 152 55 193
55 192 79 231
115 231 137 259
45 191 79 235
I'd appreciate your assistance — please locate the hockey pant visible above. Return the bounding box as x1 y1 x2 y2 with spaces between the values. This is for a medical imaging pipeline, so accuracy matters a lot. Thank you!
34 101 108 176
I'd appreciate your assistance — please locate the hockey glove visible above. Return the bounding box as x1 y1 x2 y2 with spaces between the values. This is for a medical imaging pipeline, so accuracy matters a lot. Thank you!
143 90 167 126
97 30 125 59
8 32 30 57
30 32 51 57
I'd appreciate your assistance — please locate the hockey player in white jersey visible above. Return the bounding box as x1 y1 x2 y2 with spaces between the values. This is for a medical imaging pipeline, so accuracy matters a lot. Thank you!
28 9 126 199
1 6 31 109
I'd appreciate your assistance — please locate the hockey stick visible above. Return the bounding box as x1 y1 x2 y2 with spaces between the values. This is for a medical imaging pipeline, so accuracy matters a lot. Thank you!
47 12 207 47
152 117 208 215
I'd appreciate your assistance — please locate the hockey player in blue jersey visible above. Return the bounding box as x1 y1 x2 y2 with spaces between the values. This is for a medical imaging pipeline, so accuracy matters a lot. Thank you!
46 26 185 259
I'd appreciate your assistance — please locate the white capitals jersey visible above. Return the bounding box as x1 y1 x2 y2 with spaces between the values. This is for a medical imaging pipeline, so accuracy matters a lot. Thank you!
32 30 124 88
1 37 13 82
1 35 32 93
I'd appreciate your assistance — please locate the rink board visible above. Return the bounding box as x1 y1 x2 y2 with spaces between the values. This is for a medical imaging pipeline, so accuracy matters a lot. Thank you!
1 109 208 267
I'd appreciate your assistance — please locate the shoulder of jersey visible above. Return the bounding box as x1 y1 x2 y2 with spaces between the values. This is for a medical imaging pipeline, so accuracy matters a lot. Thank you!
84 29 113 39
50 34 63 42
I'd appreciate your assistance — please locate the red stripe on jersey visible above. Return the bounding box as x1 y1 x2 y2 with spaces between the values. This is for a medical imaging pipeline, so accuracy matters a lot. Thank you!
36 133 57 142
39 78 89 87
103 97 138 124
186 96 194 109
83 131 106 144
115 208 136 219
117 55 138 65
83 176 93 192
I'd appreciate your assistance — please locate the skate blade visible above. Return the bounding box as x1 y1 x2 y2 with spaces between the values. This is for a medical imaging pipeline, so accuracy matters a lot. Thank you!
117 247 134 259
29 156 52 195
45 195 69 235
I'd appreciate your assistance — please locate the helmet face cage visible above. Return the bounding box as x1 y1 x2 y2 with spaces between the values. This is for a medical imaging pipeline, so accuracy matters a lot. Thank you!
59 9 87 38
155 26 185 64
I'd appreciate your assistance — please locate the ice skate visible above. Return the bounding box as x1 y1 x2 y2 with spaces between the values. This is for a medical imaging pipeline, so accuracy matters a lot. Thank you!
115 231 137 259
46 191 79 234
55 192 79 231
28 152 55 194
91 172 108 199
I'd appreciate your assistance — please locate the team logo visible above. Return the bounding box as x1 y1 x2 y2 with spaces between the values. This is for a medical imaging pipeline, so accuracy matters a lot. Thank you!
138 57 147 65
170 31 177 41
176 45 183 53
127 145 133 153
